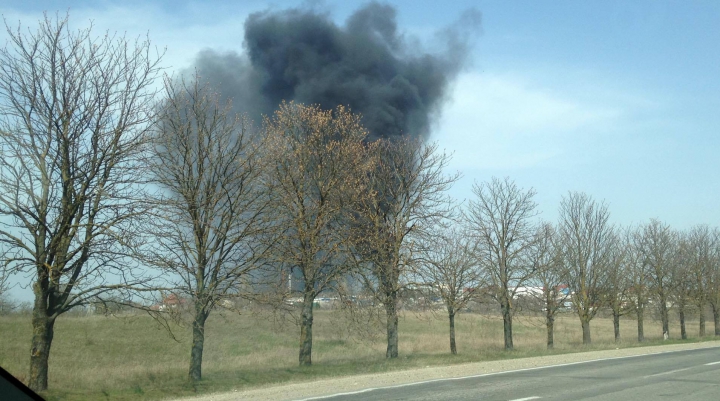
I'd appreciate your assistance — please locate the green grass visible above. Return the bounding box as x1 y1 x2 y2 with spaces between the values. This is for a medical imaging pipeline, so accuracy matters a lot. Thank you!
0 309 716 401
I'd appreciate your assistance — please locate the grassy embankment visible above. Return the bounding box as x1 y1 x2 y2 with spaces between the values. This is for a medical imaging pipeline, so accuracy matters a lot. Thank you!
0 308 715 401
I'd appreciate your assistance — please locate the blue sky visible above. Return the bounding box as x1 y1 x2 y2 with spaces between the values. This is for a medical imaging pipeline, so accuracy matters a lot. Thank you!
2 1 719 299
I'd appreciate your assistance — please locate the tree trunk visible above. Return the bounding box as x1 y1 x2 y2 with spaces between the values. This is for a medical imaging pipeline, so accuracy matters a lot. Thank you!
385 290 399 358
636 302 645 342
448 309 457 355
187 297 210 382
28 306 56 392
613 310 621 343
299 291 315 366
500 295 513 350
679 308 687 340
698 302 705 337
188 307 208 381
545 294 554 350
712 304 719 336
581 316 591 345
659 296 669 339
546 314 554 350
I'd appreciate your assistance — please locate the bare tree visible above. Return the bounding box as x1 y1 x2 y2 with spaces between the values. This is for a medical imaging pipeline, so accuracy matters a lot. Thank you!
627 226 650 342
604 229 632 343
144 75 269 381
684 225 714 337
0 14 162 391
674 277 693 340
354 138 458 359
711 228 720 336
557 192 613 345
638 219 677 339
674 232 697 339
414 225 482 354
466 177 538 350
260 102 371 366
528 222 569 349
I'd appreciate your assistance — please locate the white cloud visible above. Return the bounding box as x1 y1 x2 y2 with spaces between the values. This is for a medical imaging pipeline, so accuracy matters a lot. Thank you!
434 71 633 170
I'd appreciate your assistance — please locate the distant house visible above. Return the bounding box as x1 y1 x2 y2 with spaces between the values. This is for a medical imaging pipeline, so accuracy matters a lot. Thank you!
556 284 571 295
513 286 544 299
159 293 187 311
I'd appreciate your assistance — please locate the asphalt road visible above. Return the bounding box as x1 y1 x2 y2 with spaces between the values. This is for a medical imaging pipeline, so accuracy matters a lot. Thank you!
295 346 720 401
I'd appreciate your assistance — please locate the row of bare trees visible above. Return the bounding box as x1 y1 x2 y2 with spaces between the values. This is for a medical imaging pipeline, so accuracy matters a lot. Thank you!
554 213 720 346
146 92 460 376
416 181 720 355
0 13 459 390
2 14 720 394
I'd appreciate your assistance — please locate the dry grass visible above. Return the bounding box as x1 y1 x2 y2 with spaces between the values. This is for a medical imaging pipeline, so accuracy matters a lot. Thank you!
0 308 714 401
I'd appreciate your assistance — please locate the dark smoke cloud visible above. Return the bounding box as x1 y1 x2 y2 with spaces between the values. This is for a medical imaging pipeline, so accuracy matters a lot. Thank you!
190 2 481 141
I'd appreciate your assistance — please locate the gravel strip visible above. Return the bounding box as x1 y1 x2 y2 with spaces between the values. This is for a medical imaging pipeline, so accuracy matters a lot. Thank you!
169 340 720 401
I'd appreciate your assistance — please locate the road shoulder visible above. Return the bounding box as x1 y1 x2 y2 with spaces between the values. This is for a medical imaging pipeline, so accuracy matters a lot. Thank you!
168 340 720 401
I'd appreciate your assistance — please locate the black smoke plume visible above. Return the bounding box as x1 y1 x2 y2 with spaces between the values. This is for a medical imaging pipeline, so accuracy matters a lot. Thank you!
191 2 481 140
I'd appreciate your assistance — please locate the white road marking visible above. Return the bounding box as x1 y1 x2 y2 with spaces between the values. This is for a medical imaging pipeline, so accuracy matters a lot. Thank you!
705 361 720 365
644 367 691 378
510 397 541 401
293 345 720 401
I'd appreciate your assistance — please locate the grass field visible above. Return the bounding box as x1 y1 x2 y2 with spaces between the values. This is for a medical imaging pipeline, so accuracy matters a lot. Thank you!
0 308 715 401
